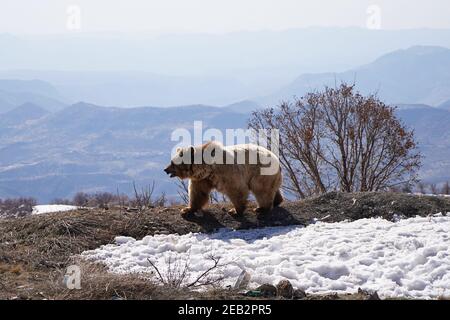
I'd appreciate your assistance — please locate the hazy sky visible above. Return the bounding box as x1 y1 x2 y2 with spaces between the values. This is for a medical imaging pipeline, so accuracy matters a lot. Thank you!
0 0 449 35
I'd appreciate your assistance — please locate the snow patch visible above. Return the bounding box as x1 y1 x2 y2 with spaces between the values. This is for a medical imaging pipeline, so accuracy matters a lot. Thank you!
82 215 450 298
32 205 79 215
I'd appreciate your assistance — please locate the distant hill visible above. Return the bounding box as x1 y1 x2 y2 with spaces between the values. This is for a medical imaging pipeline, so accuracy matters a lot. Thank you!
0 103 49 128
396 105 450 183
0 103 248 202
3 28 450 105
437 99 450 110
0 71 255 108
262 46 450 106
0 79 66 113
223 100 262 114
1 102 450 202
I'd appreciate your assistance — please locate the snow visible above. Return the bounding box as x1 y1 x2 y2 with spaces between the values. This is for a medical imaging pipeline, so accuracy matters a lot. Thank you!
32 205 79 215
81 214 450 299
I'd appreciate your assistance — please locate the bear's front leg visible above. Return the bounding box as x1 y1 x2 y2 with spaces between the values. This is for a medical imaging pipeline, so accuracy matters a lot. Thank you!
181 179 212 216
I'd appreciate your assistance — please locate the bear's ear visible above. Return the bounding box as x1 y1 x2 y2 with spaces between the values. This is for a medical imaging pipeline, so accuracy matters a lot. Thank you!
176 147 183 157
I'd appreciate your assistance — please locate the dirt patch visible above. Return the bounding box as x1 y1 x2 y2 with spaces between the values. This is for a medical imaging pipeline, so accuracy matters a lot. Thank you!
0 192 449 300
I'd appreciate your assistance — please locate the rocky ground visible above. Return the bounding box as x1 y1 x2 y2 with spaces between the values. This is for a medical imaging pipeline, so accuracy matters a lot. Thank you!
0 192 449 300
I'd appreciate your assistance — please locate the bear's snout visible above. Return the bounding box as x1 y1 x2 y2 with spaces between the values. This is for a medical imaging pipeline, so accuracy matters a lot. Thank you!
164 165 176 178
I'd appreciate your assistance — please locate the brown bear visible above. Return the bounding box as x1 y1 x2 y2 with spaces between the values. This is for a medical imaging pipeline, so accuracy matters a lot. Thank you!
164 141 283 215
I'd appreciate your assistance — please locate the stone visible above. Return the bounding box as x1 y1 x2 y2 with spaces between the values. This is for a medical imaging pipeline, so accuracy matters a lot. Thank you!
276 280 294 299
256 284 277 297
293 288 307 300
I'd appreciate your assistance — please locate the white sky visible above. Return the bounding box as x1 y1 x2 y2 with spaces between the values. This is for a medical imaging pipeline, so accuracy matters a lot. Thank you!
0 0 449 34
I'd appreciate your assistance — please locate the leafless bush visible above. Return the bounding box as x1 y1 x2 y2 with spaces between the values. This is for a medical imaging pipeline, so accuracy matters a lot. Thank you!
130 181 167 211
147 253 225 289
416 182 427 194
430 183 439 195
90 192 117 209
0 197 37 218
249 83 421 199
50 198 72 205
153 192 167 207
176 179 189 205
132 181 155 211
73 192 90 207
441 182 450 195
210 191 227 204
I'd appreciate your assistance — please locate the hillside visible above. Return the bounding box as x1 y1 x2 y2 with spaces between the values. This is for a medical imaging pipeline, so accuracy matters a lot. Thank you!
0 79 65 113
263 46 450 106
0 103 248 202
0 192 449 300
2 101 450 202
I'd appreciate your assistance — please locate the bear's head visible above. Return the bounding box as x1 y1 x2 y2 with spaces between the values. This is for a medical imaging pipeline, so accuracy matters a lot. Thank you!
164 146 195 179
164 142 223 180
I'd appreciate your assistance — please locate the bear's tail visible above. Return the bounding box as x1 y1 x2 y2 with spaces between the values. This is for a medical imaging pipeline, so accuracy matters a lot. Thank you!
273 189 283 207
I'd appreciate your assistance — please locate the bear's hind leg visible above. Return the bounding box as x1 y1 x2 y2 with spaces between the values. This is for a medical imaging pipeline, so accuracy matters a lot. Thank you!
253 192 275 214
251 180 278 214
225 188 248 216
273 189 283 207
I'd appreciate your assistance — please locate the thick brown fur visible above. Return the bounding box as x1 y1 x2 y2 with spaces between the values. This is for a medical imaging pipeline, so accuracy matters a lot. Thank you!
164 141 283 216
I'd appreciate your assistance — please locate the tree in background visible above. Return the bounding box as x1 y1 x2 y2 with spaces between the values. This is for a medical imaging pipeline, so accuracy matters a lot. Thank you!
249 84 421 199
441 182 450 195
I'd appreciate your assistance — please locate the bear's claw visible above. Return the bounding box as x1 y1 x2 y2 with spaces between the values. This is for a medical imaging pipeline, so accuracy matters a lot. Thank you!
253 207 271 214
227 208 244 216
181 207 196 216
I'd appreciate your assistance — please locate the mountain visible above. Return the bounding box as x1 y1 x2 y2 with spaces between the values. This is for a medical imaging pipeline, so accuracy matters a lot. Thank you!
0 71 254 107
0 103 49 128
0 103 248 202
263 46 450 106
2 28 450 101
1 102 450 202
223 100 262 114
396 105 450 183
437 99 450 109
0 79 66 112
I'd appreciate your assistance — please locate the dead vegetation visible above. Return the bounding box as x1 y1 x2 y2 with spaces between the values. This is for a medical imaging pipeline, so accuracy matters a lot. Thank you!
0 198 37 218
1 191 449 300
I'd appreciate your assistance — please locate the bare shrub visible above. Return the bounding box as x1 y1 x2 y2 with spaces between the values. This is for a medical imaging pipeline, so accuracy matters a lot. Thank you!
210 191 227 204
416 182 427 194
441 182 450 195
147 253 225 289
176 179 189 205
153 192 167 207
50 198 72 205
430 183 438 195
132 181 154 211
0 197 37 218
249 83 421 199
73 192 90 207
90 192 116 209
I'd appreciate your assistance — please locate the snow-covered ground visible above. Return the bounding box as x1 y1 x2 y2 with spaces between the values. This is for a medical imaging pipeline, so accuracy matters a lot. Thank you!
32 205 79 215
82 214 450 299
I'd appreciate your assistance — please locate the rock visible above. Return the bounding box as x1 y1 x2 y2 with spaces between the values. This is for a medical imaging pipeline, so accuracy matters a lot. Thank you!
358 288 380 300
293 288 307 300
367 291 380 300
234 270 251 290
276 280 294 299
256 284 277 297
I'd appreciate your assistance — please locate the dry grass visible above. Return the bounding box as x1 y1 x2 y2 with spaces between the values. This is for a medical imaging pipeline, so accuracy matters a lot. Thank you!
1 192 449 300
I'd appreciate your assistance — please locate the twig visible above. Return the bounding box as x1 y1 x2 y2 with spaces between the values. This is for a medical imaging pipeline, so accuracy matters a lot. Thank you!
186 255 221 288
147 258 165 284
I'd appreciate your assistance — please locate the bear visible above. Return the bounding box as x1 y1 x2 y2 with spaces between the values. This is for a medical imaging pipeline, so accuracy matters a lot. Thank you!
164 141 283 216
